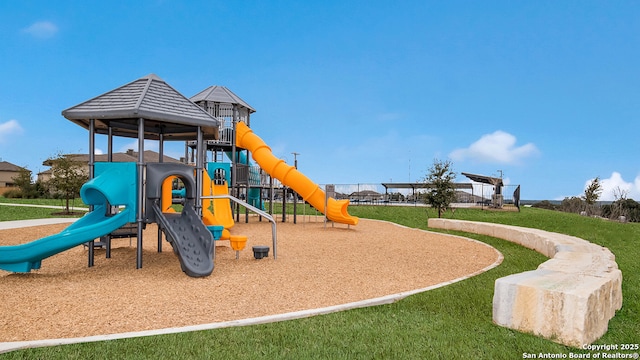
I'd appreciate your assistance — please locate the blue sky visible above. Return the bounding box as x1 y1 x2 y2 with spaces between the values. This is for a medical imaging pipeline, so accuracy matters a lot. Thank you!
1 1 638 201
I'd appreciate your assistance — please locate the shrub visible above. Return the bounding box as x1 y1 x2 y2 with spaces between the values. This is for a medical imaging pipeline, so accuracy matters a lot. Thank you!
602 199 640 222
531 200 557 210
560 196 583 213
3 189 23 198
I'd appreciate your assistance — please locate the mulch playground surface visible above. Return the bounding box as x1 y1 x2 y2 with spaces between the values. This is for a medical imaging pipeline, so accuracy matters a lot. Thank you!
0 217 500 342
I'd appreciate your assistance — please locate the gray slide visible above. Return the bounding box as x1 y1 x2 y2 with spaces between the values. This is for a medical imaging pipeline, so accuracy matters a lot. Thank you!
151 200 214 277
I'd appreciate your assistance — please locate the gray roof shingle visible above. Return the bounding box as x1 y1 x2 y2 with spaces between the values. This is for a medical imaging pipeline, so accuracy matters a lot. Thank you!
62 74 220 141
42 151 181 166
190 86 255 113
0 161 25 172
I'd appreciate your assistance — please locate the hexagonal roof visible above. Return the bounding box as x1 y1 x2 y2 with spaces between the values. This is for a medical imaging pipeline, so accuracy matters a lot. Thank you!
190 85 255 113
62 74 220 140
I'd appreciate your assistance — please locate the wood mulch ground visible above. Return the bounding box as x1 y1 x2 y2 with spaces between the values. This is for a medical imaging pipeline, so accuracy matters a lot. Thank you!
0 216 500 342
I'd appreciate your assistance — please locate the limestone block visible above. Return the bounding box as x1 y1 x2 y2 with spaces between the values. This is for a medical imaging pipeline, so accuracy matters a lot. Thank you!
494 270 621 347
539 250 619 277
428 218 623 347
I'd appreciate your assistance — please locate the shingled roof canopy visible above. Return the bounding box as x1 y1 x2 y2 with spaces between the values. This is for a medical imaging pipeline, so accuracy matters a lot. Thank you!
190 85 256 113
61 74 220 141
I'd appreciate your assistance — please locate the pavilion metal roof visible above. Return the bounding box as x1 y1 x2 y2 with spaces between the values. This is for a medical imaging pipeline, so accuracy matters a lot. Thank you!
190 85 255 113
461 172 504 186
61 74 220 141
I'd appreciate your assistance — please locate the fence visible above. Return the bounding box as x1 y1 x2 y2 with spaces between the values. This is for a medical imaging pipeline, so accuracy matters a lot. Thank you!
229 165 520 208
317 183 520 208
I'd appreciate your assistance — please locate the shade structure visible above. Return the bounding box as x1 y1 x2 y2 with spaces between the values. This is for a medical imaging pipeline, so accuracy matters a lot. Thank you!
62 74 220 141
461 172 503 186
190 85 255 114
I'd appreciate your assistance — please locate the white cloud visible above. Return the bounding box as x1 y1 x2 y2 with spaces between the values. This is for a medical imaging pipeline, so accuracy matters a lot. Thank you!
591 172 640 201
22 21 58 39
449 130 539 165
0 119 24 144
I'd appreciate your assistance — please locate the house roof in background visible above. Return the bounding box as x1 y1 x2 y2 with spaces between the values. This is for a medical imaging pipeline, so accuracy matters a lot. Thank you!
41 150 181 166
0 161 26 172
381 182 474 190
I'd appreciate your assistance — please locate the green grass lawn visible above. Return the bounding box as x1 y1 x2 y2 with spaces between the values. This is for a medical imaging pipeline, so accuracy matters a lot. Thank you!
0 197 87 221
1 204 638 359
0 197 87 207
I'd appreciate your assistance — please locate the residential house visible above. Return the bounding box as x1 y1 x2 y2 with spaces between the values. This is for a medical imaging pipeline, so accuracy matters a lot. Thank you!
38 150 182 183
349 189 385 203
0 161 29 194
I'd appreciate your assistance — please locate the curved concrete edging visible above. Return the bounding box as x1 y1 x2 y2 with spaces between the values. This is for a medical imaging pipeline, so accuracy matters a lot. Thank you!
0 218 78 230
0 219 502 354
428 218 623 348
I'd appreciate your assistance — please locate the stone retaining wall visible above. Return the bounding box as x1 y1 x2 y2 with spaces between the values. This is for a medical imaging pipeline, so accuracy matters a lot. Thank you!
428 218 622 347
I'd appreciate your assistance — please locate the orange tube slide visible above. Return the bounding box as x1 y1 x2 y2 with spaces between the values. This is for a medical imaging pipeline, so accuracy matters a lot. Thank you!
236 121 358 226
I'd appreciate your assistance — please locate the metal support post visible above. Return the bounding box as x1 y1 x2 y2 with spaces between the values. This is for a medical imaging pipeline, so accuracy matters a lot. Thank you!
136 118 145 269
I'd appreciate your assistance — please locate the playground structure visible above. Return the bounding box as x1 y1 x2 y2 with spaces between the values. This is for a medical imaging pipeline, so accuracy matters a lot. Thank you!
235 122 358 225
0 74 358 277
0 74 623 351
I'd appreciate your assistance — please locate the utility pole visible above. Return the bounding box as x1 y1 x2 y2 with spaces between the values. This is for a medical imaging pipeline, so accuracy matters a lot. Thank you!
408 153 411 182
291 152 300 224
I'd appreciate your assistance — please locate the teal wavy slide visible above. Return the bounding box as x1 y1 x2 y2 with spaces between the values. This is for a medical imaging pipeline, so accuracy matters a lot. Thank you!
0 162 137 273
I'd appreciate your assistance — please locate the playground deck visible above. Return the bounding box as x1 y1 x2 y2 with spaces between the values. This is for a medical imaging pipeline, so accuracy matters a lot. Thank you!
0 218 499 343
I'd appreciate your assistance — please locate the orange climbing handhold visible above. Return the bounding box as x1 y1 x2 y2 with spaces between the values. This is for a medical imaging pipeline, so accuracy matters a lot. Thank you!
229 235 248 251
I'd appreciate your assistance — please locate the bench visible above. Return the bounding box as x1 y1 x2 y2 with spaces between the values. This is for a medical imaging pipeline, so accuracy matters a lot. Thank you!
428 218 622 347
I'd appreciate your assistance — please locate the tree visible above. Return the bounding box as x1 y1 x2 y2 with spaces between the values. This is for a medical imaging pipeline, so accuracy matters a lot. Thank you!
611 186 629 220
11 166 36 198
582 177 602 215
583 177 602 204
423 159 457 218
46 153 88 214
388 192 405 202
